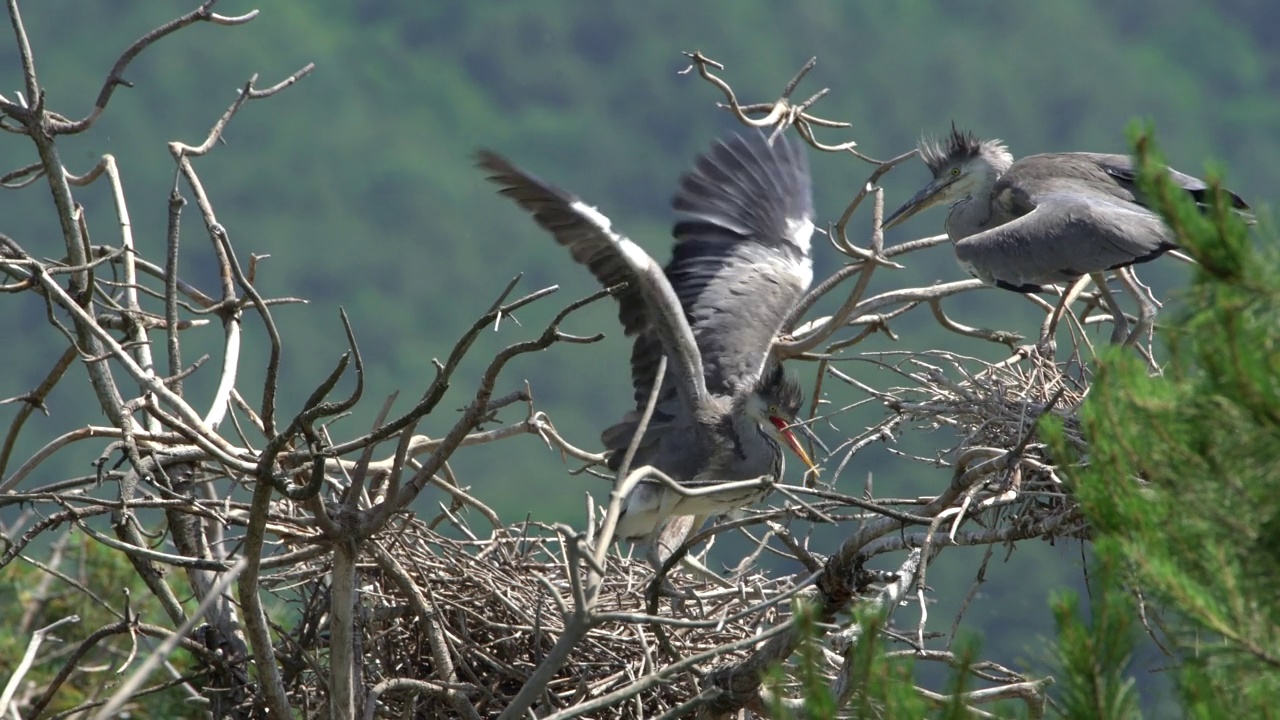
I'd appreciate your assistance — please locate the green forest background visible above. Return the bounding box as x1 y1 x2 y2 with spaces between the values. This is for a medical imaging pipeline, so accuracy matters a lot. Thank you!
1 1 1275 710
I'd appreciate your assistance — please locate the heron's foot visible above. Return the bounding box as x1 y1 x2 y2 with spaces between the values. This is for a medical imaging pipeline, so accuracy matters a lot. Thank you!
645 562 721 607
648 573 694 600
677 552 735 589
1025 334 1057 360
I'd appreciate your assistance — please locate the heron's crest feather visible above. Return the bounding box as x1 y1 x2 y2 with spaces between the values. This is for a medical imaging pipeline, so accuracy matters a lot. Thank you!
919 122 1010 177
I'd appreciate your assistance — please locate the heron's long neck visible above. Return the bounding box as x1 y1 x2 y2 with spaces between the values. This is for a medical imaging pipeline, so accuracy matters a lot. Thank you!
946 156 1012 242
726 412 782 480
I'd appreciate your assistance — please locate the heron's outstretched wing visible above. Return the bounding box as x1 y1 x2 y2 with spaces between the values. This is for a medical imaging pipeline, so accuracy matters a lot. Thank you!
626 132 815 405
959 187 1175 291
476 151 709 420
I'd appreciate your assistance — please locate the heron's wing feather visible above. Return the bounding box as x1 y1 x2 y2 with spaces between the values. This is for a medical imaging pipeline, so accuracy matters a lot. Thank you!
477 152 647 335
600 413 700 474
477 150 709 421
960 189 1175 290
1015 153 1251 214
663 132 815 396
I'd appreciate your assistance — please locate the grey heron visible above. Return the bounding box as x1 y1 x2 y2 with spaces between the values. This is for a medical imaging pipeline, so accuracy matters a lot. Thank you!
477 132 819 561
884 125 1251 344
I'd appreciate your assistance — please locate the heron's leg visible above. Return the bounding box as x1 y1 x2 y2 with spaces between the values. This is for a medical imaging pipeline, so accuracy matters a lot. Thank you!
1117 267 1158 350
1090 272 1130 345
1039 275 1093 346
643 525 685 599
648 514 733 588
652 514 700 565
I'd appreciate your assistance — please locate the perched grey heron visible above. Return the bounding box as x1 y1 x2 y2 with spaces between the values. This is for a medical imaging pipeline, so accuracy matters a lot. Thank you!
477 132 819 561
884 125 1251 344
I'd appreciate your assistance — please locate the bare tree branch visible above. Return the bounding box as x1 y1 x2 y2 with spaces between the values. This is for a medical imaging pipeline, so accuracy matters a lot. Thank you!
0 23 1150 720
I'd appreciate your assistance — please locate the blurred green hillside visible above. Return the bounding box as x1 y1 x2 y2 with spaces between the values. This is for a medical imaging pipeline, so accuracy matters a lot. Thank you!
1 1 1274 709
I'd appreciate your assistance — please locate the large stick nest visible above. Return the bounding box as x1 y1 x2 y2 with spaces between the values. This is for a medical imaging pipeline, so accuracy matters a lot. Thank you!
261 347 1094 719
275 518 801 719
881 348 1091 537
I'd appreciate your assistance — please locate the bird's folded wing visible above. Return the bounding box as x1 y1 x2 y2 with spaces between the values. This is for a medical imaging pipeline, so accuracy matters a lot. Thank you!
1015 152 1251 216
958 190 1174 289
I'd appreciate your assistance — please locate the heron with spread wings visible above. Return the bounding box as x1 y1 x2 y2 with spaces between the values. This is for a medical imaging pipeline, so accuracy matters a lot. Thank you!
477 132 819 561
885 125 1251 344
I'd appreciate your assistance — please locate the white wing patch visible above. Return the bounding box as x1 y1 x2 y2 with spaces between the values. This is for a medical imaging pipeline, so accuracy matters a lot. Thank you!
570 198 658 273
617 236 654 272
570 199 615 233
736 259 812 294
785 216 814 255
567 198 664 280
779 254 813 292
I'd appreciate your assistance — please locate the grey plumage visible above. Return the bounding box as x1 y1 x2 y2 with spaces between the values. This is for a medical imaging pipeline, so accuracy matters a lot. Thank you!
887 125 1251 293
476 132 818 554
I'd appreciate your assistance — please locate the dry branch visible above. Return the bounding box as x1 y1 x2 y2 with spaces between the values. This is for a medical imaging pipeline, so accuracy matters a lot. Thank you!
0 14 1157 719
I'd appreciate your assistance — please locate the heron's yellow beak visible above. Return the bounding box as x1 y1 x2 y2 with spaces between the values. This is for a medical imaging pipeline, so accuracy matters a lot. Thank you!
884 176 956 230
769 417 820 477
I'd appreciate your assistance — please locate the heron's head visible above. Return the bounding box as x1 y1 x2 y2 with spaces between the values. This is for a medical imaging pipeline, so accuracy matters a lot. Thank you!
884 123 1014 230
747 364 819 475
